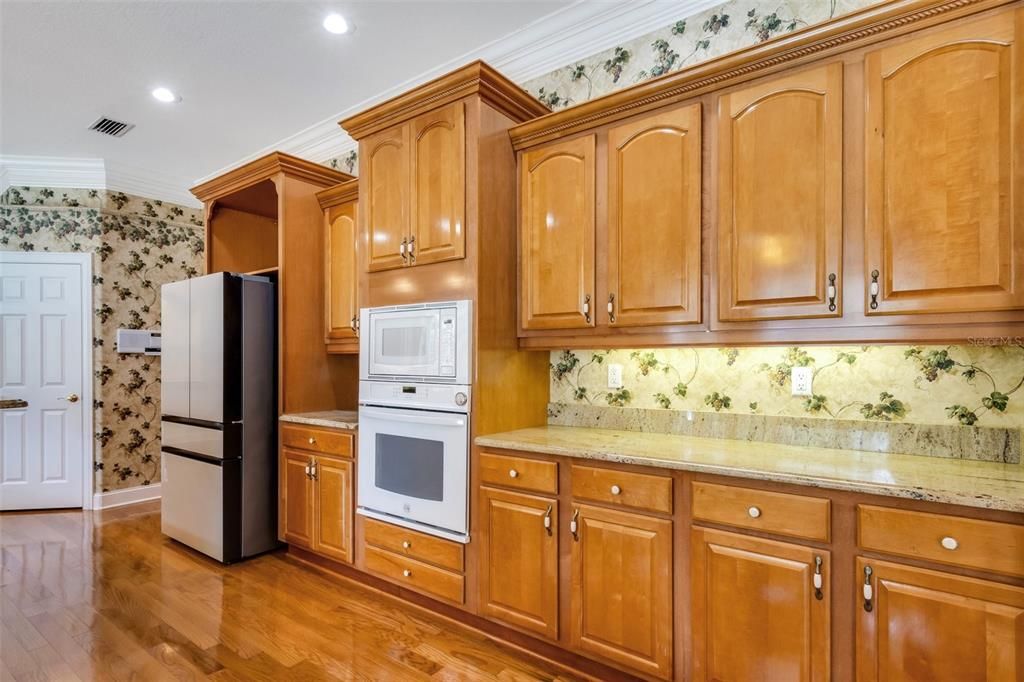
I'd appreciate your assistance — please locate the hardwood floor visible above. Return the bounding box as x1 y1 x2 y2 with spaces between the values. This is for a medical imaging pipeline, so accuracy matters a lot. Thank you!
0 502 586 681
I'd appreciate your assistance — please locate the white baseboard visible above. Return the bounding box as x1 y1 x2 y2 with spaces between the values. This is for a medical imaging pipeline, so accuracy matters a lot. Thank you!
92 483 161 510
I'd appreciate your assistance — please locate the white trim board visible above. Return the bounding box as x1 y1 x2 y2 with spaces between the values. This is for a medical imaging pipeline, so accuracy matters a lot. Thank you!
195 0 722 182
0 155 201 208
92 483 161 510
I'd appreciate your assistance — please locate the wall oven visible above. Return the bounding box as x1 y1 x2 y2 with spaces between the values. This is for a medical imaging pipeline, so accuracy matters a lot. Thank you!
360 300 471 384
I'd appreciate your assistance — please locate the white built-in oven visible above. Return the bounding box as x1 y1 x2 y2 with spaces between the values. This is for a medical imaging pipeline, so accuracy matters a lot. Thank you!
357 381 471 543
360 300 472 384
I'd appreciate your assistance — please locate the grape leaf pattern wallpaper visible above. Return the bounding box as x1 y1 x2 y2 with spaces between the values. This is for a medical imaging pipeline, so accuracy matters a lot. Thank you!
1 187 204 492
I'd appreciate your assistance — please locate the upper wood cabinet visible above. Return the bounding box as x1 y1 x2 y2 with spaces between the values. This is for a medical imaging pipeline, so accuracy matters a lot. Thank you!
317 180 359 353
607 104 702 327
857 558 1024 681
570 503 673 680
520 135 596 331
717 63 844 322
364 126 410 272
691 527 830 682
864 12 1024 315
410 103 466 267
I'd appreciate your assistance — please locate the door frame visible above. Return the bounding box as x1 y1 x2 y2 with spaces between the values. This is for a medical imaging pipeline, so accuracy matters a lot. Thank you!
1 251 94 509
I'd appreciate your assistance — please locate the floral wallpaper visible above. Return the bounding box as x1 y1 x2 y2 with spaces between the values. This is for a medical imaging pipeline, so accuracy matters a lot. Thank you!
1 186 204 493
550 346 1024 429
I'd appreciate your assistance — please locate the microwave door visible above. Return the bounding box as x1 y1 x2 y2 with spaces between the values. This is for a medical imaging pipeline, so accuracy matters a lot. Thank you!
369 310 440 378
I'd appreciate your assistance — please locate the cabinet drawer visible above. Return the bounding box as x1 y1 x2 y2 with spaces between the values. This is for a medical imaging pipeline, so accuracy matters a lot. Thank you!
479 451 558 494
692 481 830 542
364 545 465 605
858 505 1024 578
281 424 353 458
571 464 672 514
363 518 464 572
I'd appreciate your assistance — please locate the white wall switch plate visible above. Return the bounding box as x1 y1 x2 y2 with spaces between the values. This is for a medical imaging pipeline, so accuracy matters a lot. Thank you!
791 366 813 396
607 363 624 389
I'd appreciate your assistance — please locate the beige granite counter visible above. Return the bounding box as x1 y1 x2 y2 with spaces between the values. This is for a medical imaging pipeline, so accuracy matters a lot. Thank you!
280 410 358 430
475 426 1024 513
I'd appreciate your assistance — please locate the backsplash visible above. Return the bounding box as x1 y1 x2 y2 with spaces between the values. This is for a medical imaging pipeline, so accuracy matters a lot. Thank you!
549 346 1024 431
1 186 205 492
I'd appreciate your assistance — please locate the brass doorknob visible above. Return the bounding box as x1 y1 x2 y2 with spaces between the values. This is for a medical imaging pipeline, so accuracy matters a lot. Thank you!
60 393 80 404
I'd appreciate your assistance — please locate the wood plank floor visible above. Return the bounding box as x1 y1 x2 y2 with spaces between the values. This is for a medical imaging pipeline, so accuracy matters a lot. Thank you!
0 502 586 681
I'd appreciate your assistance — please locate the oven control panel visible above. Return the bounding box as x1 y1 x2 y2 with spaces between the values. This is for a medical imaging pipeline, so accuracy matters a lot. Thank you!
359 380 471 413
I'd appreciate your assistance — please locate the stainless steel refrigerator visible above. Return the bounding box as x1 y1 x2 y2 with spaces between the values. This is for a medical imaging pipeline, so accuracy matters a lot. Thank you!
159 272 278 563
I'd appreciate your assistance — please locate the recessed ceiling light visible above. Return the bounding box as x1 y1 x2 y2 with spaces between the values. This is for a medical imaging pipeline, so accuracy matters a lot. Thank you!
152 87 180 103
322 12 349 34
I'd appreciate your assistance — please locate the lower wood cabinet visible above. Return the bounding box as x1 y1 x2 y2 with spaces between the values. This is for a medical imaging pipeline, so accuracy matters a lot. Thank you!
691 527 830 682
571 503 674 680
280 446 353 564
478 486 559 638
856 557 1024 682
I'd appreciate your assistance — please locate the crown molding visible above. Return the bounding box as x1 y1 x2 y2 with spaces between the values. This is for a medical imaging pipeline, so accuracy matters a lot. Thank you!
191 151 353 203
316 178 359 210
0 155 202 208
194 0 721 184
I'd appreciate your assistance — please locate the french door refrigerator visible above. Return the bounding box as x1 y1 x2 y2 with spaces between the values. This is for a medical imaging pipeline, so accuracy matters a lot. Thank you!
160 272 278 563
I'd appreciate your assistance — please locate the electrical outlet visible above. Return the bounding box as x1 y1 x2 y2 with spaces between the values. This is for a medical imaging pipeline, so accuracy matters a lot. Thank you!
791 367 813 396
607 363 624 389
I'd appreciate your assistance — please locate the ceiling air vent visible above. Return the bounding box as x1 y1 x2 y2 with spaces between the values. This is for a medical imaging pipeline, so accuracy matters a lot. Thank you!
88 117 135 138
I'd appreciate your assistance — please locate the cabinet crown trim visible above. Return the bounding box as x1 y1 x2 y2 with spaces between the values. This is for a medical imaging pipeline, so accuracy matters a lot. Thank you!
340 60 550 140
191 151 354 202
508 0 1013 150
316 179 359 210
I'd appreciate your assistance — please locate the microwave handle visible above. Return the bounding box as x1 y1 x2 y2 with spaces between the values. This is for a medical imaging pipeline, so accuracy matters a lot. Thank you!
361 407 466 427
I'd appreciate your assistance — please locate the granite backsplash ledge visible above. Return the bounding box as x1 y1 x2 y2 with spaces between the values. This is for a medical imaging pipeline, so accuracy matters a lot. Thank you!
547 404 1021 463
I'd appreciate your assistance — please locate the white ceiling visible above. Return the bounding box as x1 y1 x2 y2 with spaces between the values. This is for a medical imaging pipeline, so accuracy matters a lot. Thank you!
1 1 711 207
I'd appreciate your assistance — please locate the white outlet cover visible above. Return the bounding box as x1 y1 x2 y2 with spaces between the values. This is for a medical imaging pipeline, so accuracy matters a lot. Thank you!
791 366 813 396
607 363 624 389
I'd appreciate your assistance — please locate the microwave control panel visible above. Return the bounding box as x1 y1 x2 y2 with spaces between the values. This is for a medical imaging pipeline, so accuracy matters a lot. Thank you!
439 309 457 377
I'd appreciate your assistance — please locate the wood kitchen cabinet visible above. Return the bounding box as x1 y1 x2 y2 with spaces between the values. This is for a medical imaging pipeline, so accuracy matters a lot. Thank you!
570 503 674 680
281 447 315 547
360 101 466 272
717 63 843 322
312 454 354 564
317 180 359 353
478 486 559 639
691 527 830 682
856 558 1024 681
863 11 1024 316
519 135 596 331
606 104 702 328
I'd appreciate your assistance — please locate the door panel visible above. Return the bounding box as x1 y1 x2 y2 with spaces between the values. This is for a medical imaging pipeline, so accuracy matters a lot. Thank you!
325 202 358 344
607 104 702 327
187 274 224 423
0 258 85 510
857 558 1024 682
364 126 410 272
691 527 830 682
479 487 558 639
520 135 596 330
160 279 190 417
161 453 225 562
864 11 1024 314
718 63 844 321
571 503 673 679
410 102 466 266
314 455 352 564
281 448 314 548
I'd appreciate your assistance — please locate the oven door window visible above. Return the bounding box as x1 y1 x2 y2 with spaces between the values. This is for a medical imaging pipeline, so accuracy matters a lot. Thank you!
373 433 444 501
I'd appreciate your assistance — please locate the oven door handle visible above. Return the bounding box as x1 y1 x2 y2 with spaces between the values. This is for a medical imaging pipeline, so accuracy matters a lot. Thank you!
360 407 467 427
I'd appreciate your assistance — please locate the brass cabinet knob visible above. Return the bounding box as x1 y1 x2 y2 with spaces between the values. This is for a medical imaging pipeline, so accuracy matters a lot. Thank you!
748 506 762 519
308 437 315 445
610 485 622 496
509 469 519 479
403 569 412 577
402 541 411 549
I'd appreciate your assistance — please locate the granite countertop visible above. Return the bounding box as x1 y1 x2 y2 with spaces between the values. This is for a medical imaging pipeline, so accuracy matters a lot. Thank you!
475 426 1024 513
280 410 358 430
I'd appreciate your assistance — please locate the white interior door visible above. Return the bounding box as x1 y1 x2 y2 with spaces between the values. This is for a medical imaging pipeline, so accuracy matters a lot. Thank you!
0 253 90 510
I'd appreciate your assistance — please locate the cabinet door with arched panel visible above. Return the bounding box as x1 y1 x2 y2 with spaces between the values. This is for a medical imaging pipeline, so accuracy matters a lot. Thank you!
409 102 465 267
363 126 409 272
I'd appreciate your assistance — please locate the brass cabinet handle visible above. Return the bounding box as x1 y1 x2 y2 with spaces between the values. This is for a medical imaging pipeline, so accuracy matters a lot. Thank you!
570 508 580 541
400 238 408 263
827 273 837 312
869 270 880 310
607 293 616 324
308 459 318 481
543 505 552 536
304 462 312 479
350 316 358 334
862 565 874 612
407 235 416 263
813 555 824 601
582 294 591 324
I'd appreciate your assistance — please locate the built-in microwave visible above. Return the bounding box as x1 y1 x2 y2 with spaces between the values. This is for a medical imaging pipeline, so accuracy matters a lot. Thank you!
359 300 472 384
